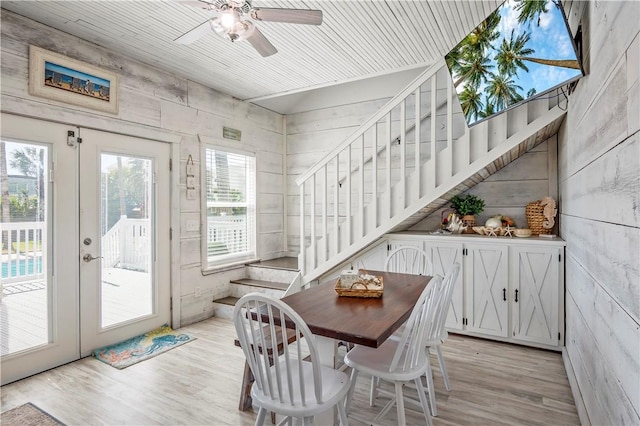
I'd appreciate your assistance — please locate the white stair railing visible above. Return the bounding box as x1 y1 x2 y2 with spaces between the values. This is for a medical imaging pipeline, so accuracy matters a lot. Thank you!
296 59 561 282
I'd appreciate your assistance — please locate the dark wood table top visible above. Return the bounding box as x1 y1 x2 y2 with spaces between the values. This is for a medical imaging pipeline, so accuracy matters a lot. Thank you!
280 270 432 348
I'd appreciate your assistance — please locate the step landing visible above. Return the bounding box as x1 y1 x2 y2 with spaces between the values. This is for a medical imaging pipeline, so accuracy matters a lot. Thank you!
213 257 299 320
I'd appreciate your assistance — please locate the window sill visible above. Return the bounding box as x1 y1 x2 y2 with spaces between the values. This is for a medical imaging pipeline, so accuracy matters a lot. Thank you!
201 257 260 275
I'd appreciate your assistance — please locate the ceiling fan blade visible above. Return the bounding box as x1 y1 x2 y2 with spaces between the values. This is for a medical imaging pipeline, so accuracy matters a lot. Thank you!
250 8 323 25
174 20 214 44
246 27 277 57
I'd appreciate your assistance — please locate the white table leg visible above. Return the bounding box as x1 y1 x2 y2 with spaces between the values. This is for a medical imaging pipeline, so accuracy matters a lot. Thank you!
315 335 339 425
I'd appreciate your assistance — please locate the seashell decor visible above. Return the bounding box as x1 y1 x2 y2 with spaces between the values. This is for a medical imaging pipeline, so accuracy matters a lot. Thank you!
446 213 468 234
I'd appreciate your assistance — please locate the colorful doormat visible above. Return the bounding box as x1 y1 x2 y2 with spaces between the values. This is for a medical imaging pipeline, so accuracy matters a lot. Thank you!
93 324 196 369
1 402 65 426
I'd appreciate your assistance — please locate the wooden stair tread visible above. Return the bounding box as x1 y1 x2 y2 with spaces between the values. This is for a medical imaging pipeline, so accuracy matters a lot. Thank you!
230 278 289 291
248 257 299 271
213 296 239 306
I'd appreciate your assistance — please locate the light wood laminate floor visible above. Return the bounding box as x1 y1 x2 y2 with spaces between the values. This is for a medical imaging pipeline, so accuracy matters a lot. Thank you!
0 317 579 425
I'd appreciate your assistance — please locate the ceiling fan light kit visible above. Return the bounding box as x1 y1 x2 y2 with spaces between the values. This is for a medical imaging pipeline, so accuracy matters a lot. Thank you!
175 0 323 57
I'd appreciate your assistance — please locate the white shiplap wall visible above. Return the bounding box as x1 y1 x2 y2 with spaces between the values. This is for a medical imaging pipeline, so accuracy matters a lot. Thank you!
409 135 557 232
285 97 391 255
0 10 286 326
558 1 640 424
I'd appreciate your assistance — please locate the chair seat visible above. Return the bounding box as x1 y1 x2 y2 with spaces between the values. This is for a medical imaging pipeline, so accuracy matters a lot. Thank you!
252 358 350 417
345 339 428 382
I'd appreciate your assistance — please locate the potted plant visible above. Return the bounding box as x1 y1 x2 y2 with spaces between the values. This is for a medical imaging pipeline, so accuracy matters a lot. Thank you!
450 194 485 231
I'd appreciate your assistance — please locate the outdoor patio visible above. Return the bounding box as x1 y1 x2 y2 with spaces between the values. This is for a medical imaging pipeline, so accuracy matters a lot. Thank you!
0 267 151 356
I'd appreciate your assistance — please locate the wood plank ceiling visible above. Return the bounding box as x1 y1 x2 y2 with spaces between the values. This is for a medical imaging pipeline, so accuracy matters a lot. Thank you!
1 1 500 105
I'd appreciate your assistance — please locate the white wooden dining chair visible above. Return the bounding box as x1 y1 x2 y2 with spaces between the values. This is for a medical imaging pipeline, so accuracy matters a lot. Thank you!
421 262 461 415
369 263 461 417
344 275 445 426
385 246 434 276
233 293 351 426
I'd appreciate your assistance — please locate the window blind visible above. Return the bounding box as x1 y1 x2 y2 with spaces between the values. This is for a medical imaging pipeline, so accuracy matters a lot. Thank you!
204 147 256 265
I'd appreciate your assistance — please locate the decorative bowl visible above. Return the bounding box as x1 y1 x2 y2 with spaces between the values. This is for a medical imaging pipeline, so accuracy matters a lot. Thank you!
514 228 532 238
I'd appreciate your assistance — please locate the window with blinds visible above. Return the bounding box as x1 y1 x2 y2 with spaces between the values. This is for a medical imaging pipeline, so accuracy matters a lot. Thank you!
203 147 256 268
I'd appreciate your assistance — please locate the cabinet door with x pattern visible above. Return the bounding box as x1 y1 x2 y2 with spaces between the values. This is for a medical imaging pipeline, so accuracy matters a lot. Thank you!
464 244 509 338
511 246 562 346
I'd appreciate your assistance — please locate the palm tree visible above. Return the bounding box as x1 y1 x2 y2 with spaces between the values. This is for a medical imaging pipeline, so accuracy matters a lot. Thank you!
453 50 494 88
485 73 523 110
0 141 10 224
495 29 580 72
117 156 127 217
447 10 500 88
515 0 561 26
464 10 501 54
494 30 534 76
478 102 497 119
458 85 484 122
10 147 45 221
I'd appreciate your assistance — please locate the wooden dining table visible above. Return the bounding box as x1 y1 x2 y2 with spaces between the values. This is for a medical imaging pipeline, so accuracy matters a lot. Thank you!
280 270 433 367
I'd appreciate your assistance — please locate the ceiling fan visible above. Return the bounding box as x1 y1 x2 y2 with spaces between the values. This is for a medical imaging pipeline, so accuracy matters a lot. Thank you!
175 0 323 57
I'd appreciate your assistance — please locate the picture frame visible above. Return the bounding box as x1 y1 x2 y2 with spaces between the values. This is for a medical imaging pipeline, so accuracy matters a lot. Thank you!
29 46 119 114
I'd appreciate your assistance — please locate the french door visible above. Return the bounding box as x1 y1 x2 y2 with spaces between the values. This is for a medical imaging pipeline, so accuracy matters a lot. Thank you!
0 114 171 384
78 128 170 355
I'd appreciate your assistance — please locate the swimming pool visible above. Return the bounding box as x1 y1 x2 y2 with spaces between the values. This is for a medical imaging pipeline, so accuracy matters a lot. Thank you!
1 257 44 279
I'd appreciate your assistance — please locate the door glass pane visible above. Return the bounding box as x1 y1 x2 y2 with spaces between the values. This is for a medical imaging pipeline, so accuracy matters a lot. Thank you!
1 141 49 355
100 154 153 328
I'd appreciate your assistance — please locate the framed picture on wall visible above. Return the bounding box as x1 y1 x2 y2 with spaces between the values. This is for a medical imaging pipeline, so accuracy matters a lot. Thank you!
28 46 119 114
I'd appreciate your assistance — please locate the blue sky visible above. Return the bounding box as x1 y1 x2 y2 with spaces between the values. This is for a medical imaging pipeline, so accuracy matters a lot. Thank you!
492 0 582 95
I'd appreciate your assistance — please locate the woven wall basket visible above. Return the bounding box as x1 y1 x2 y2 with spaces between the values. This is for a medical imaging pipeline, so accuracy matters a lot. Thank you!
525 200 552 235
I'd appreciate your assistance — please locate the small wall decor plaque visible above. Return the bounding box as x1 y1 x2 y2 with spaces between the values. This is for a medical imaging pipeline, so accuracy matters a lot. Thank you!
28 46 119 114
223 127 242 141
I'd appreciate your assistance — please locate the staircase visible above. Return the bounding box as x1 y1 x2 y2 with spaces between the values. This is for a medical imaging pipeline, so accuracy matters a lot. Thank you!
212 257 301 319
296 58 566 283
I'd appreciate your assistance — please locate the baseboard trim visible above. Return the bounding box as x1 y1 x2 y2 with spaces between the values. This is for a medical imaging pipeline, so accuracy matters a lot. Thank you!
563 347 590 426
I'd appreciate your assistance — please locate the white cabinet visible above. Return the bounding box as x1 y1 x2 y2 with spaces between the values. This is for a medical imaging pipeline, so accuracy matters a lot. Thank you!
511 245 562 347
465 244 509 338
387 233 565 350
424 241 464 330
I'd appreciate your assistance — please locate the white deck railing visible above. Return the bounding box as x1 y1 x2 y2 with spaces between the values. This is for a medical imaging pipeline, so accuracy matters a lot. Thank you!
1 221 45 284
102 216 150 272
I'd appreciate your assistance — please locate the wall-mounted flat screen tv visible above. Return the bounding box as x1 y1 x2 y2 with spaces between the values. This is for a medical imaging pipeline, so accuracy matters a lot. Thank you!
446 0 584 126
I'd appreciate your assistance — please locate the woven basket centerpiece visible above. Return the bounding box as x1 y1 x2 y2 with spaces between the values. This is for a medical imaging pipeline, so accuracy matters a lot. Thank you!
335 270 384 298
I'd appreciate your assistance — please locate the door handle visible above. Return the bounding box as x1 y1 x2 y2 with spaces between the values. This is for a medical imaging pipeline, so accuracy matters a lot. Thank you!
83 253 102 263
515 289 519 303
503 288 506 301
